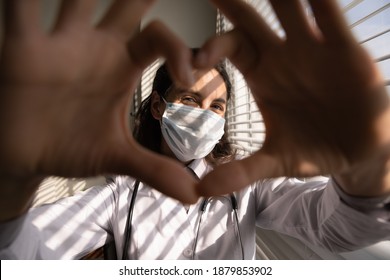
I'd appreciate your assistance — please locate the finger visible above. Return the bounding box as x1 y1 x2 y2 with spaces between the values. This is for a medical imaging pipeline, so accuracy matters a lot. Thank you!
195 30 238 68
128 20 194 88
98 0 157 40
269 0 315 41
196 150 282 197
3 0 42 35
91 0 114 27
41 0 63 33
308 0 355 44
195 30 259 77
209 0 278 47
113 140 199 204
53 0 96 31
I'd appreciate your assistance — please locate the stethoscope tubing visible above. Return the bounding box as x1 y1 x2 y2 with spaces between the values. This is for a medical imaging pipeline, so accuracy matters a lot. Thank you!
122 181 245 260
122 180 140 260
192 195 244 260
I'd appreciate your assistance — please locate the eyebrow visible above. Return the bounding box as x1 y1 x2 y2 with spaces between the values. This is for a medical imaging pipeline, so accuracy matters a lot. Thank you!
176 88 227 104
213 98 227 104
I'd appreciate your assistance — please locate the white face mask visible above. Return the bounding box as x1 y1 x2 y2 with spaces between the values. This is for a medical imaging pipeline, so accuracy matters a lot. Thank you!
160 100 226 162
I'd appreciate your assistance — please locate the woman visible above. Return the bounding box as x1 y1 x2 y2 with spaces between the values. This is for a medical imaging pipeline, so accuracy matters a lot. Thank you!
1 60 389 260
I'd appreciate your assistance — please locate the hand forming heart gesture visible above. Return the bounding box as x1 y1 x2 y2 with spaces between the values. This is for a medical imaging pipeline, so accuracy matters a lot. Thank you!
194 0 390 198
1 0 389 223
0 0 199 220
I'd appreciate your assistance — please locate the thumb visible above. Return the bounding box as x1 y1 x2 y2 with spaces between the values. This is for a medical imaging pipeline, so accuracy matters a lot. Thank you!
196 150 281 197
113 141 199 204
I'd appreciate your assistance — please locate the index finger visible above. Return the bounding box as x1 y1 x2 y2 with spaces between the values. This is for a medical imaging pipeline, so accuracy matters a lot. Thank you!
98 0 157 40
308 0 356 44
210 0 278 47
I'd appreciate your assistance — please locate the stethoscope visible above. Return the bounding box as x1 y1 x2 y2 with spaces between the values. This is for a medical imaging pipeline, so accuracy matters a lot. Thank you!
121 180 245 260
192 193 244 260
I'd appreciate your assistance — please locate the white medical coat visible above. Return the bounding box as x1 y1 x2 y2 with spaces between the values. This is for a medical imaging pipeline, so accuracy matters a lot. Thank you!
1 158 390 259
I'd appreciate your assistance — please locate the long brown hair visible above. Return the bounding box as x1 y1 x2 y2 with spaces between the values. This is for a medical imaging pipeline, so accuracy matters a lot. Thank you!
133 56 236 166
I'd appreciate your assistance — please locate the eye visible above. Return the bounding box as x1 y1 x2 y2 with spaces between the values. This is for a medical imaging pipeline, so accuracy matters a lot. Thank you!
211 103 225 113
180 96 199 106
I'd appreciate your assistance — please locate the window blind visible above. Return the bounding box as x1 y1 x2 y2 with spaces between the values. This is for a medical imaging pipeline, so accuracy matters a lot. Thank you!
342 0 390 88
217 0 279 155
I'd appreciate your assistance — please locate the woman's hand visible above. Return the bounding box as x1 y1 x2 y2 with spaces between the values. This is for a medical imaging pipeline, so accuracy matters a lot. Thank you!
195 0 390 197
0 0 198 220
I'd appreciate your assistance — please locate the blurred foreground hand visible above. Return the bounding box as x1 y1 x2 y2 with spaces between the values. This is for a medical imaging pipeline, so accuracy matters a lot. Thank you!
195 0 390 197
0 0 198 221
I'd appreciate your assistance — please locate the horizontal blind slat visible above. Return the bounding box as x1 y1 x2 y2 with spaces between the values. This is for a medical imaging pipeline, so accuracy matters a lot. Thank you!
349 3 390 28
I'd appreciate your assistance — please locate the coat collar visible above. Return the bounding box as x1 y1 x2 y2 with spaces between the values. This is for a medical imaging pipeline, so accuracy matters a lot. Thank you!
186 158 211 180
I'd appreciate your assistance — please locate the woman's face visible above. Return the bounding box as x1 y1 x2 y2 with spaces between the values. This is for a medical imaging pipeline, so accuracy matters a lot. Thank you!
151 68 228 161
165 68 228 117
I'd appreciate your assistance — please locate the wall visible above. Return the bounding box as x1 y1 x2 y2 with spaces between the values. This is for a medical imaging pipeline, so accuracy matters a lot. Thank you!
141 0 217 48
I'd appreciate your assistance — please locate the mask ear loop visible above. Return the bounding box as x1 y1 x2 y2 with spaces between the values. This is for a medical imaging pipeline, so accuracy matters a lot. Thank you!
158 95 170 131
161 84 174 103
160 96 168 104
